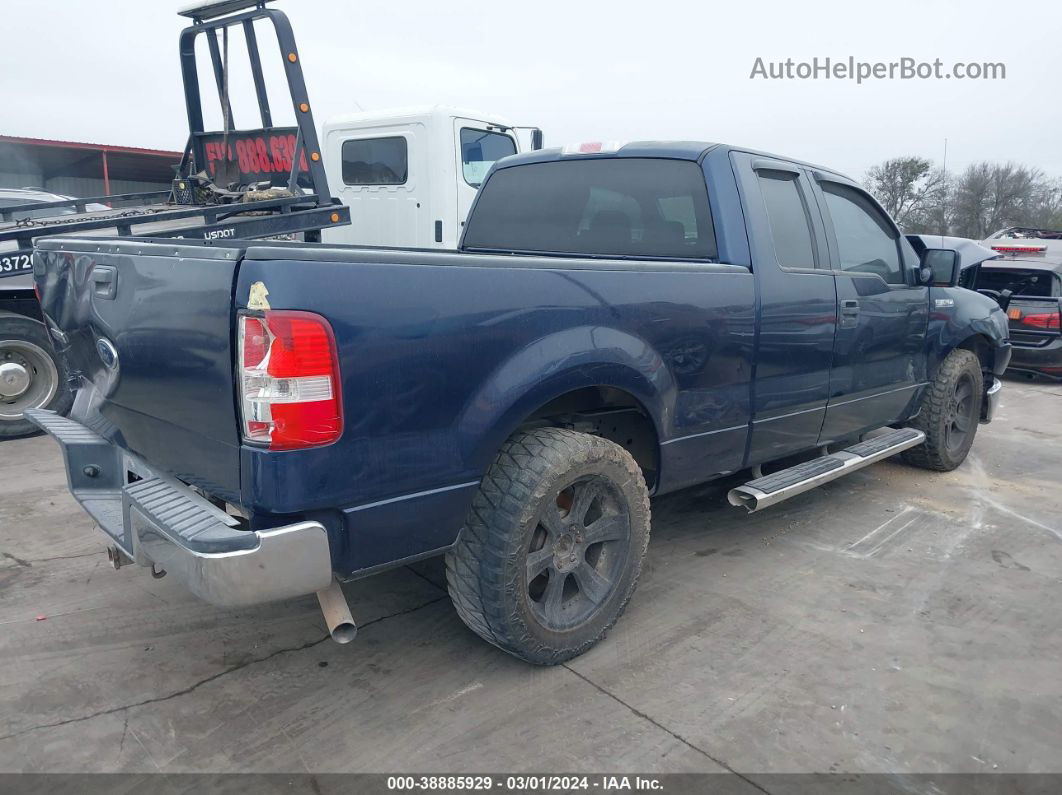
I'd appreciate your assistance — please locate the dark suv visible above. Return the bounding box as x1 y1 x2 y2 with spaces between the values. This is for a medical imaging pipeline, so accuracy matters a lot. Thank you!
978 229 1062 379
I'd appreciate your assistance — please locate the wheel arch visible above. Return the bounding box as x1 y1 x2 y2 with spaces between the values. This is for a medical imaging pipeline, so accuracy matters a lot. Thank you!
456 326 673 489
954 333 996 376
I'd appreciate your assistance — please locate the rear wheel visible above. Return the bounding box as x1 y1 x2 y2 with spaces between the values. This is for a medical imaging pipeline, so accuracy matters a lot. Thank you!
0 315 72 439
446 428 650 665
902 349 983 471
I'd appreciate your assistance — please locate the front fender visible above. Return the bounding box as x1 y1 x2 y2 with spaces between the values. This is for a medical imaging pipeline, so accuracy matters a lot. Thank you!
456 325 674 473
926 287 1011 378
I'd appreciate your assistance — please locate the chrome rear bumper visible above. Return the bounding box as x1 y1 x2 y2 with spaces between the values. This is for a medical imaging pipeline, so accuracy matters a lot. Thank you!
26 409 333 607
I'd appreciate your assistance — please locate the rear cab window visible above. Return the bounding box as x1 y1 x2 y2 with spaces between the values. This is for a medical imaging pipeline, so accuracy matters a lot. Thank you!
462 158 717 260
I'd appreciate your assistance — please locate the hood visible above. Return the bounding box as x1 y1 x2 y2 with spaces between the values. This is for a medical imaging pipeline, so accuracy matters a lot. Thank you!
905 234 1001 270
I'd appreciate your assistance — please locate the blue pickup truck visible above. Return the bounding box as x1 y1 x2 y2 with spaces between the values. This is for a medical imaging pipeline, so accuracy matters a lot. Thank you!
29 141 1010 664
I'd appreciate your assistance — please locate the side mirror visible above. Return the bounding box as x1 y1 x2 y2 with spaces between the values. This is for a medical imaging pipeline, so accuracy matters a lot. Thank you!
920 248 961 287
529 128 544 151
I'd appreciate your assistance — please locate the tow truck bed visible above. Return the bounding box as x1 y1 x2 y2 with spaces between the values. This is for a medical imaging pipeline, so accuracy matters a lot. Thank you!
0 0 350 442
0 192 348 280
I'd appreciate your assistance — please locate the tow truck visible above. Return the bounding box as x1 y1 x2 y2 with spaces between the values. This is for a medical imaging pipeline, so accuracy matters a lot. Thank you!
0 0 352 438
0 1 543 439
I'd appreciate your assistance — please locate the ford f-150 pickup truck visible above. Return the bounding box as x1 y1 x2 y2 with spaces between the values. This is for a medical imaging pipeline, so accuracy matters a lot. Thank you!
28 141 1011 664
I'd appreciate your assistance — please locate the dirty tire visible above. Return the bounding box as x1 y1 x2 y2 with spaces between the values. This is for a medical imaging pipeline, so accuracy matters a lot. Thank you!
902 349 983 472
445 428 650 665
0 315 72 439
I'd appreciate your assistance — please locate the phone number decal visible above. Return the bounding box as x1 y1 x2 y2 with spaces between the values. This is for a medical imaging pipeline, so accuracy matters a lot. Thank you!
204 133 309 179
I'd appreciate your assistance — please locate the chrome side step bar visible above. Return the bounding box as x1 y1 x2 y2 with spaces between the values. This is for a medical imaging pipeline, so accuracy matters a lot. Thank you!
727 428 926 513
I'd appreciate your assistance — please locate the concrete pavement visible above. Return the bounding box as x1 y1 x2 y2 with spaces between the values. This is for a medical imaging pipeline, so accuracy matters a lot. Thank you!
1 377 1060 775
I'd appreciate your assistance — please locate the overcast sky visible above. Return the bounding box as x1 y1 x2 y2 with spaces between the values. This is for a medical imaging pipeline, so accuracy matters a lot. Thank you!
2 0 1058 180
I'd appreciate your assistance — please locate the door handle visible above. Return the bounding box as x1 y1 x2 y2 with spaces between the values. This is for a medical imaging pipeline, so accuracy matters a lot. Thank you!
91 266 117 300
840 299 860 328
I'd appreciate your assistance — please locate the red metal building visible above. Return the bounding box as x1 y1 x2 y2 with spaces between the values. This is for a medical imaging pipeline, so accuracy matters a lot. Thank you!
0 136 181 197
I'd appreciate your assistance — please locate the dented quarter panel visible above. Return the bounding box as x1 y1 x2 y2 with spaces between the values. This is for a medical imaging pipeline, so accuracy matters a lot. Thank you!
33 241 244 502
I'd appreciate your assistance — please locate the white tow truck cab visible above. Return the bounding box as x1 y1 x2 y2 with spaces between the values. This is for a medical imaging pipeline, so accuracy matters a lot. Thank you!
321 106 541 249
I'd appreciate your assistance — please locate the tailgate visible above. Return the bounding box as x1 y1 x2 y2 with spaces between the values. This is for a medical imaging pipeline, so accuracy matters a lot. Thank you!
33 238 245 502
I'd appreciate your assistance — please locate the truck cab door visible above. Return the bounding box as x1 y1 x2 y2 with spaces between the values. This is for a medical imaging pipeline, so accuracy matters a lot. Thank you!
731 153 838 465
810 176 928 442
453 119 518 246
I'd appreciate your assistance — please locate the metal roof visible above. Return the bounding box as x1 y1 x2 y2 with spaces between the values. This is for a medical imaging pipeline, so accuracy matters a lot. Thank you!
0 135 180 158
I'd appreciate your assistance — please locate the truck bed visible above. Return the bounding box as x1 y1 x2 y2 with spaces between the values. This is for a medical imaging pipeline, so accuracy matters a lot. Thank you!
33 234 754 574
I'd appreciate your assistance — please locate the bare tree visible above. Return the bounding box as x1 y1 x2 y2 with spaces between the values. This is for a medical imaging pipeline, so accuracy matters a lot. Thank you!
864 156 1062 238
1025 177 1062 230
949 162 992 238
950 162 1051 238
905 170 951 235
863 156 947 230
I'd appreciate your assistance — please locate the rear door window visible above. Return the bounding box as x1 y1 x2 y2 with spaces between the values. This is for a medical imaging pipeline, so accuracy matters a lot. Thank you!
462 158 717 260
757 171 818 269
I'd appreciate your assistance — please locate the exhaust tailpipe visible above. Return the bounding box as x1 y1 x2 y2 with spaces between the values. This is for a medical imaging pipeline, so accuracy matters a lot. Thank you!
317 579 358 644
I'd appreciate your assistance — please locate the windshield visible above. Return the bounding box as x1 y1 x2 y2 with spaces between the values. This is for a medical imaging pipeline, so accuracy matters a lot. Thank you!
460 128 516 187
462 157 717 260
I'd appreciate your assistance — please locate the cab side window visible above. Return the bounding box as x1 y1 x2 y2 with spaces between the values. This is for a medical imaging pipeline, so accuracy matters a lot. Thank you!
460 129 517 187
757 170 818 269
341 137 408 185
821 182 903 284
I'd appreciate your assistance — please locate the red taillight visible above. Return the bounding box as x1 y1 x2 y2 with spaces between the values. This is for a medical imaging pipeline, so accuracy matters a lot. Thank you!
238 311 342 450
1020 310 1061 330
241 316 269 368
264 314 336 378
